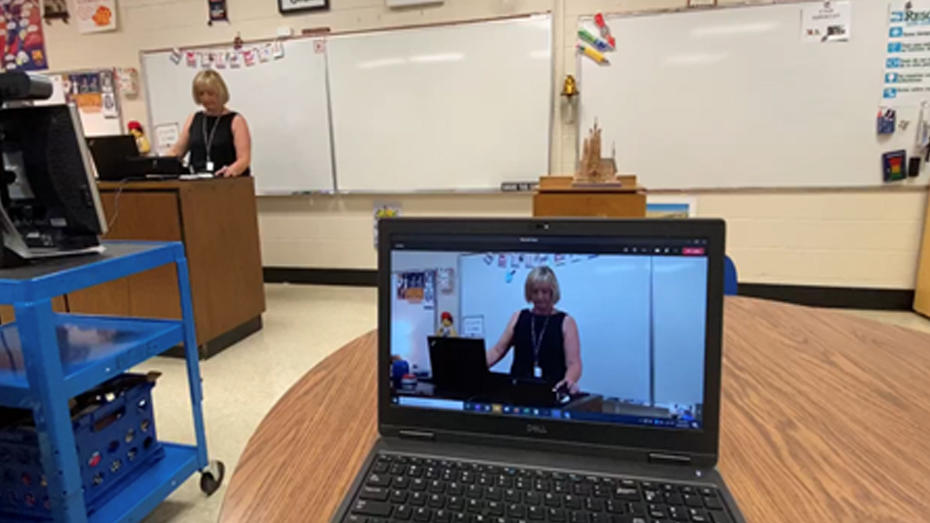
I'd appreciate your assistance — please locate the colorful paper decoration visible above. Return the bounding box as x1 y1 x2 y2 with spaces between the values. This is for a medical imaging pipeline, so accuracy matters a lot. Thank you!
75 0 117 33
242 48 256 67
170 42 289 70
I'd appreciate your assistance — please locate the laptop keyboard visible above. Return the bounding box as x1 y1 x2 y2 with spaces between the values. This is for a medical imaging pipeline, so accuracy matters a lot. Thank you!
344 453 732 523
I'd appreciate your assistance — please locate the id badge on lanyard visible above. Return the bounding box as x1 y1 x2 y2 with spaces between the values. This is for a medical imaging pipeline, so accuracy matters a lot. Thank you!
203 115 221 173
534 366 542 378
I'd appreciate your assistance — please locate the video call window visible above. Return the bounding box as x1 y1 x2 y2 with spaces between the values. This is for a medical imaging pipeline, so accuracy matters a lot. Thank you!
388 240 709 431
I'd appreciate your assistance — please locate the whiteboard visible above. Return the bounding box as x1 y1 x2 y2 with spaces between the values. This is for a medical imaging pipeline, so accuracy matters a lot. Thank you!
327 15 552 192
141 39 334 194
579 1 929 189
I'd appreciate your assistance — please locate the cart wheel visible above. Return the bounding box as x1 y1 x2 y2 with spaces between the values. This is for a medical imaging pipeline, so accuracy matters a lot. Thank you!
200 460 225 496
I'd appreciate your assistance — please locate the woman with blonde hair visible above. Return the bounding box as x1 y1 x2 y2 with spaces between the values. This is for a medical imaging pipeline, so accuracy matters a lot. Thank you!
170 69 252 177
486 265 582 394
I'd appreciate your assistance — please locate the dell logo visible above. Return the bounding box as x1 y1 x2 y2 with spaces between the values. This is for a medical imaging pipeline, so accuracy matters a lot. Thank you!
526 424 548 435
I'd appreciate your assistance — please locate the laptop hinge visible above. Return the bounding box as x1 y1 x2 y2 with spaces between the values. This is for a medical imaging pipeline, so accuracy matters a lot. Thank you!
648 453 693 465
399 430 436 441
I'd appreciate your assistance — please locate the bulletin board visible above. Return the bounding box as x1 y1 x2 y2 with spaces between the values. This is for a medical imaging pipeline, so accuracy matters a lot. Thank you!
33 68 123 136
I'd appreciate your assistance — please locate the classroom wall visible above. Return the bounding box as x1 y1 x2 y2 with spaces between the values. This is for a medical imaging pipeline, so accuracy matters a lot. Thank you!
40 0 929 290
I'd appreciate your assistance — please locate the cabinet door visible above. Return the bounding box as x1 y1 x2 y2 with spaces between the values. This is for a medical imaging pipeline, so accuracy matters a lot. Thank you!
533 193 647 218
68 191 182 320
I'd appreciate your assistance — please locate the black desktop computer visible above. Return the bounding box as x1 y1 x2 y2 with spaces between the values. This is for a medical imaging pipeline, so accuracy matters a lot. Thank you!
0 73 107 267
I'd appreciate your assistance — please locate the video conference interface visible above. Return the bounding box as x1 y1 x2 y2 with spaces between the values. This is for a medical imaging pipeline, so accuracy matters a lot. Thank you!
388 234 710 431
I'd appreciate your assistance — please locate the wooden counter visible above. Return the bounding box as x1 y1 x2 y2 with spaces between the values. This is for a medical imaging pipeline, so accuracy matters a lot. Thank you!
533 176 647 218
67 177 265 358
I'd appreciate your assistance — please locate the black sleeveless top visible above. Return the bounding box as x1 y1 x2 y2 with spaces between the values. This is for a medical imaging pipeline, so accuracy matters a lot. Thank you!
187 111 250 176
509 309 567 383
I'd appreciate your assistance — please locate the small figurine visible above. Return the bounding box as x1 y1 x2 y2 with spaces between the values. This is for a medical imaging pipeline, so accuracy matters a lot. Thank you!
127 121 151 155
436 311 457 337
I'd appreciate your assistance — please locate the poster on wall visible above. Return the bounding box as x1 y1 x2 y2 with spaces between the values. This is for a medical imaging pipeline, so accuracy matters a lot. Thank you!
645 196 697 218
208 0 228 24
883 1 930 102
0 0 48 71
75 0 117 33
69 71 102 113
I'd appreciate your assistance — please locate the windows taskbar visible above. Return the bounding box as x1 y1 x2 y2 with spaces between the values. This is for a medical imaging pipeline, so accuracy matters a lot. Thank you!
392 396 701 430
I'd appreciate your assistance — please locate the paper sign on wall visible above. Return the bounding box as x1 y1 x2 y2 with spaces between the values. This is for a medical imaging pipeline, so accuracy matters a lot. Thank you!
154 123 180 156
75 0 117 33
883 1 930 102
462 316 484 339
801 1 851 43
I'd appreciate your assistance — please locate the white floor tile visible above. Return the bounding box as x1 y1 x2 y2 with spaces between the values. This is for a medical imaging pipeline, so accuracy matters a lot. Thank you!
139 284 376 523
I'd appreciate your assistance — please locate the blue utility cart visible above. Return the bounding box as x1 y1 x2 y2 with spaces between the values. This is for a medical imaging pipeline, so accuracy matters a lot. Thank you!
0 241 223 522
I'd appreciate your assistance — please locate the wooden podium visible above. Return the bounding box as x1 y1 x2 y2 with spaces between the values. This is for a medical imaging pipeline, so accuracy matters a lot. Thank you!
67 177 266 358
533 176 647 218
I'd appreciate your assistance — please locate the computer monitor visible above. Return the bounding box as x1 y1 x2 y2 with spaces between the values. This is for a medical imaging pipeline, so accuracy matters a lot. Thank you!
0 103 106 262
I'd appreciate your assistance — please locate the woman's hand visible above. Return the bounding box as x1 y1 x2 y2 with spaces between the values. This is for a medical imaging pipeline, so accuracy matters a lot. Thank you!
215 165 239 177
553 378 580 395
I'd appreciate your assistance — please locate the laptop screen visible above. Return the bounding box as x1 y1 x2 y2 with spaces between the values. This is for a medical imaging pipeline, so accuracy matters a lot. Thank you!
388 233 709 431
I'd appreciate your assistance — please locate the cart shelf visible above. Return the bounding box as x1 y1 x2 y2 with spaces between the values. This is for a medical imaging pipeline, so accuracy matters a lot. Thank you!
0 314 184 408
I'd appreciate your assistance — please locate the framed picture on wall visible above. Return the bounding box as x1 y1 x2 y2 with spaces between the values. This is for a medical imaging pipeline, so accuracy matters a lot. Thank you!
278 0 329 14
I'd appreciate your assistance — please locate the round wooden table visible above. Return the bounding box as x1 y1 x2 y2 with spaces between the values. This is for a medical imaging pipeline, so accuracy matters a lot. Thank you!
219 297 930 522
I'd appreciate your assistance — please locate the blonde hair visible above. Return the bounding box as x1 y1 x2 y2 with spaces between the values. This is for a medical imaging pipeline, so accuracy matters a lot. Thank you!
524 266 560 304
191 69 230 105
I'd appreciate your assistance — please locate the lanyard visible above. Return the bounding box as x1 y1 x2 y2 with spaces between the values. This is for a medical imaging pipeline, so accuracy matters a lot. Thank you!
530 313 551 366
201 113 222 163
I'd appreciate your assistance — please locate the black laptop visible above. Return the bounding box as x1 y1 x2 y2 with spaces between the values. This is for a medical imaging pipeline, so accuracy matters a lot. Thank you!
125 156 187 178
86 134 139 181
86 135 186 180
427 336 489 397
335 218 744 523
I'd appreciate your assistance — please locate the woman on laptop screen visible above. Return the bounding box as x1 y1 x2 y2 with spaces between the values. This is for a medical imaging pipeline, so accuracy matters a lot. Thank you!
486 266 582 394
170 70 252 177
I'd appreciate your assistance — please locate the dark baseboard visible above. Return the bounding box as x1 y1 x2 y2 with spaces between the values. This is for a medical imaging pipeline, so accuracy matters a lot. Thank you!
164 315 264 360
261 267 916 311
738 283 915 310
264 267 377 287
